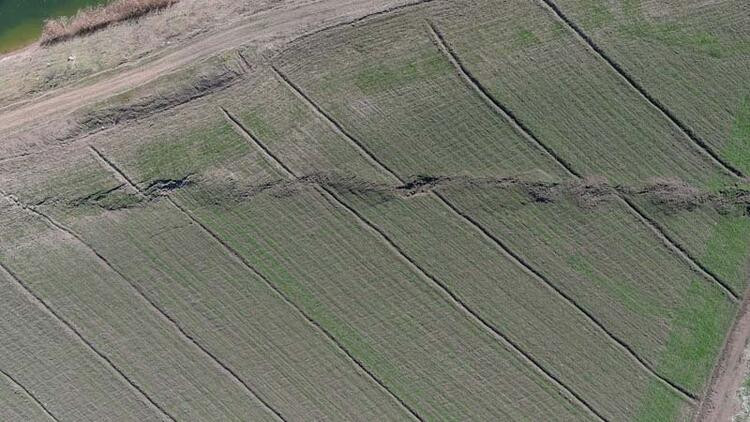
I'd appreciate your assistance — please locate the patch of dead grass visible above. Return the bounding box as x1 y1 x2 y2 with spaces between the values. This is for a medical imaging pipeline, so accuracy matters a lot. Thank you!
41 0 179 45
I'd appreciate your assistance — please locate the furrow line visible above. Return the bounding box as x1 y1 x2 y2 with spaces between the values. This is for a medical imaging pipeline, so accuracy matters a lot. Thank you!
432 189 700 403
5 188 285 421
270 66 403 183
535 0 744 179
272 37 693 408
0 257 177 422
220 106 423 422
236 51 253 74
0 369 61 422
619 196 739 300
87 147 287 422
429 19 738 304
220 108 295 179
222 105 605 422
165 194 418 421
89 146 146 198
427 22 581 179
428 17 725 401
314 183 607 422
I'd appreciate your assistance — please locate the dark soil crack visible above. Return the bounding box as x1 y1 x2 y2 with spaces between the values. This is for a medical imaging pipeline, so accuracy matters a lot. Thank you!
63 172 750 217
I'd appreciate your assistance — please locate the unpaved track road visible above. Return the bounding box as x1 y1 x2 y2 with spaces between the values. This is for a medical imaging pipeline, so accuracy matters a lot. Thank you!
696 285 750 422
0 0 431 134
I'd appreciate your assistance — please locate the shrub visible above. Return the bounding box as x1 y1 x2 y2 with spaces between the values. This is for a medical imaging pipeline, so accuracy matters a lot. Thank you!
41 0 179 45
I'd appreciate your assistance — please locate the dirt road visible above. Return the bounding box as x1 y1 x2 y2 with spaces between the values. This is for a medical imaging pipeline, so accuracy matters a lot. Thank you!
0 0 431 134
696 286 750 422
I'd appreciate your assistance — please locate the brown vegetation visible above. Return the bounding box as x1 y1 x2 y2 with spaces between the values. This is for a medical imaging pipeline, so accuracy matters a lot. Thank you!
41 0 178 45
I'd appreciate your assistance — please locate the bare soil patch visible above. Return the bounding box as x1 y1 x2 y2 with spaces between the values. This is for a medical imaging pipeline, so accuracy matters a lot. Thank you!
0 0 427 138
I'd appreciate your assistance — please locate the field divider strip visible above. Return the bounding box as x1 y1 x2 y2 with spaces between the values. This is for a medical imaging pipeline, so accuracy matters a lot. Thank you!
0 244 177 422
222 104 605 422
270 66 404 184
89 147 147 199
221 108 297 179
435 188 704 401
313 185 607 421
236 51 253 75
428 20 738 305
430 17 738 399
426 22 581 179
0 368 61 422
277 26 699 407
87 146 288 422
619 196 739 300
220 106 424 422
534 0 744 179
95 135 424 421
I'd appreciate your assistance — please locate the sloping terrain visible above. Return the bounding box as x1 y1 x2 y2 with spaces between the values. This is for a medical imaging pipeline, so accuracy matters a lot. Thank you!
1 0 749 421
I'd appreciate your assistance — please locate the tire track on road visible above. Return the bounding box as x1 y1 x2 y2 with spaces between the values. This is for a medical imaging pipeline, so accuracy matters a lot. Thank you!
0 368 61 422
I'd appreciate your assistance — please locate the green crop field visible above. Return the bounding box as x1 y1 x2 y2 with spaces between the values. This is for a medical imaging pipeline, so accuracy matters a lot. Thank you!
1 0 749 420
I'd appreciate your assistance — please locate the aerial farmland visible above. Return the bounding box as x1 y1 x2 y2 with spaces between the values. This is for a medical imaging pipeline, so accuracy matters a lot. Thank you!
0 0 749 420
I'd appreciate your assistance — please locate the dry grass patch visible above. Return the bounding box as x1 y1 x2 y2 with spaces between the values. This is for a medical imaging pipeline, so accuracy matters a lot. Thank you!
41 0 178 45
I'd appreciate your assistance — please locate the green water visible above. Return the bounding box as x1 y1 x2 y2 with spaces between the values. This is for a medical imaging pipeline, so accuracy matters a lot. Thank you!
0 0 107 54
